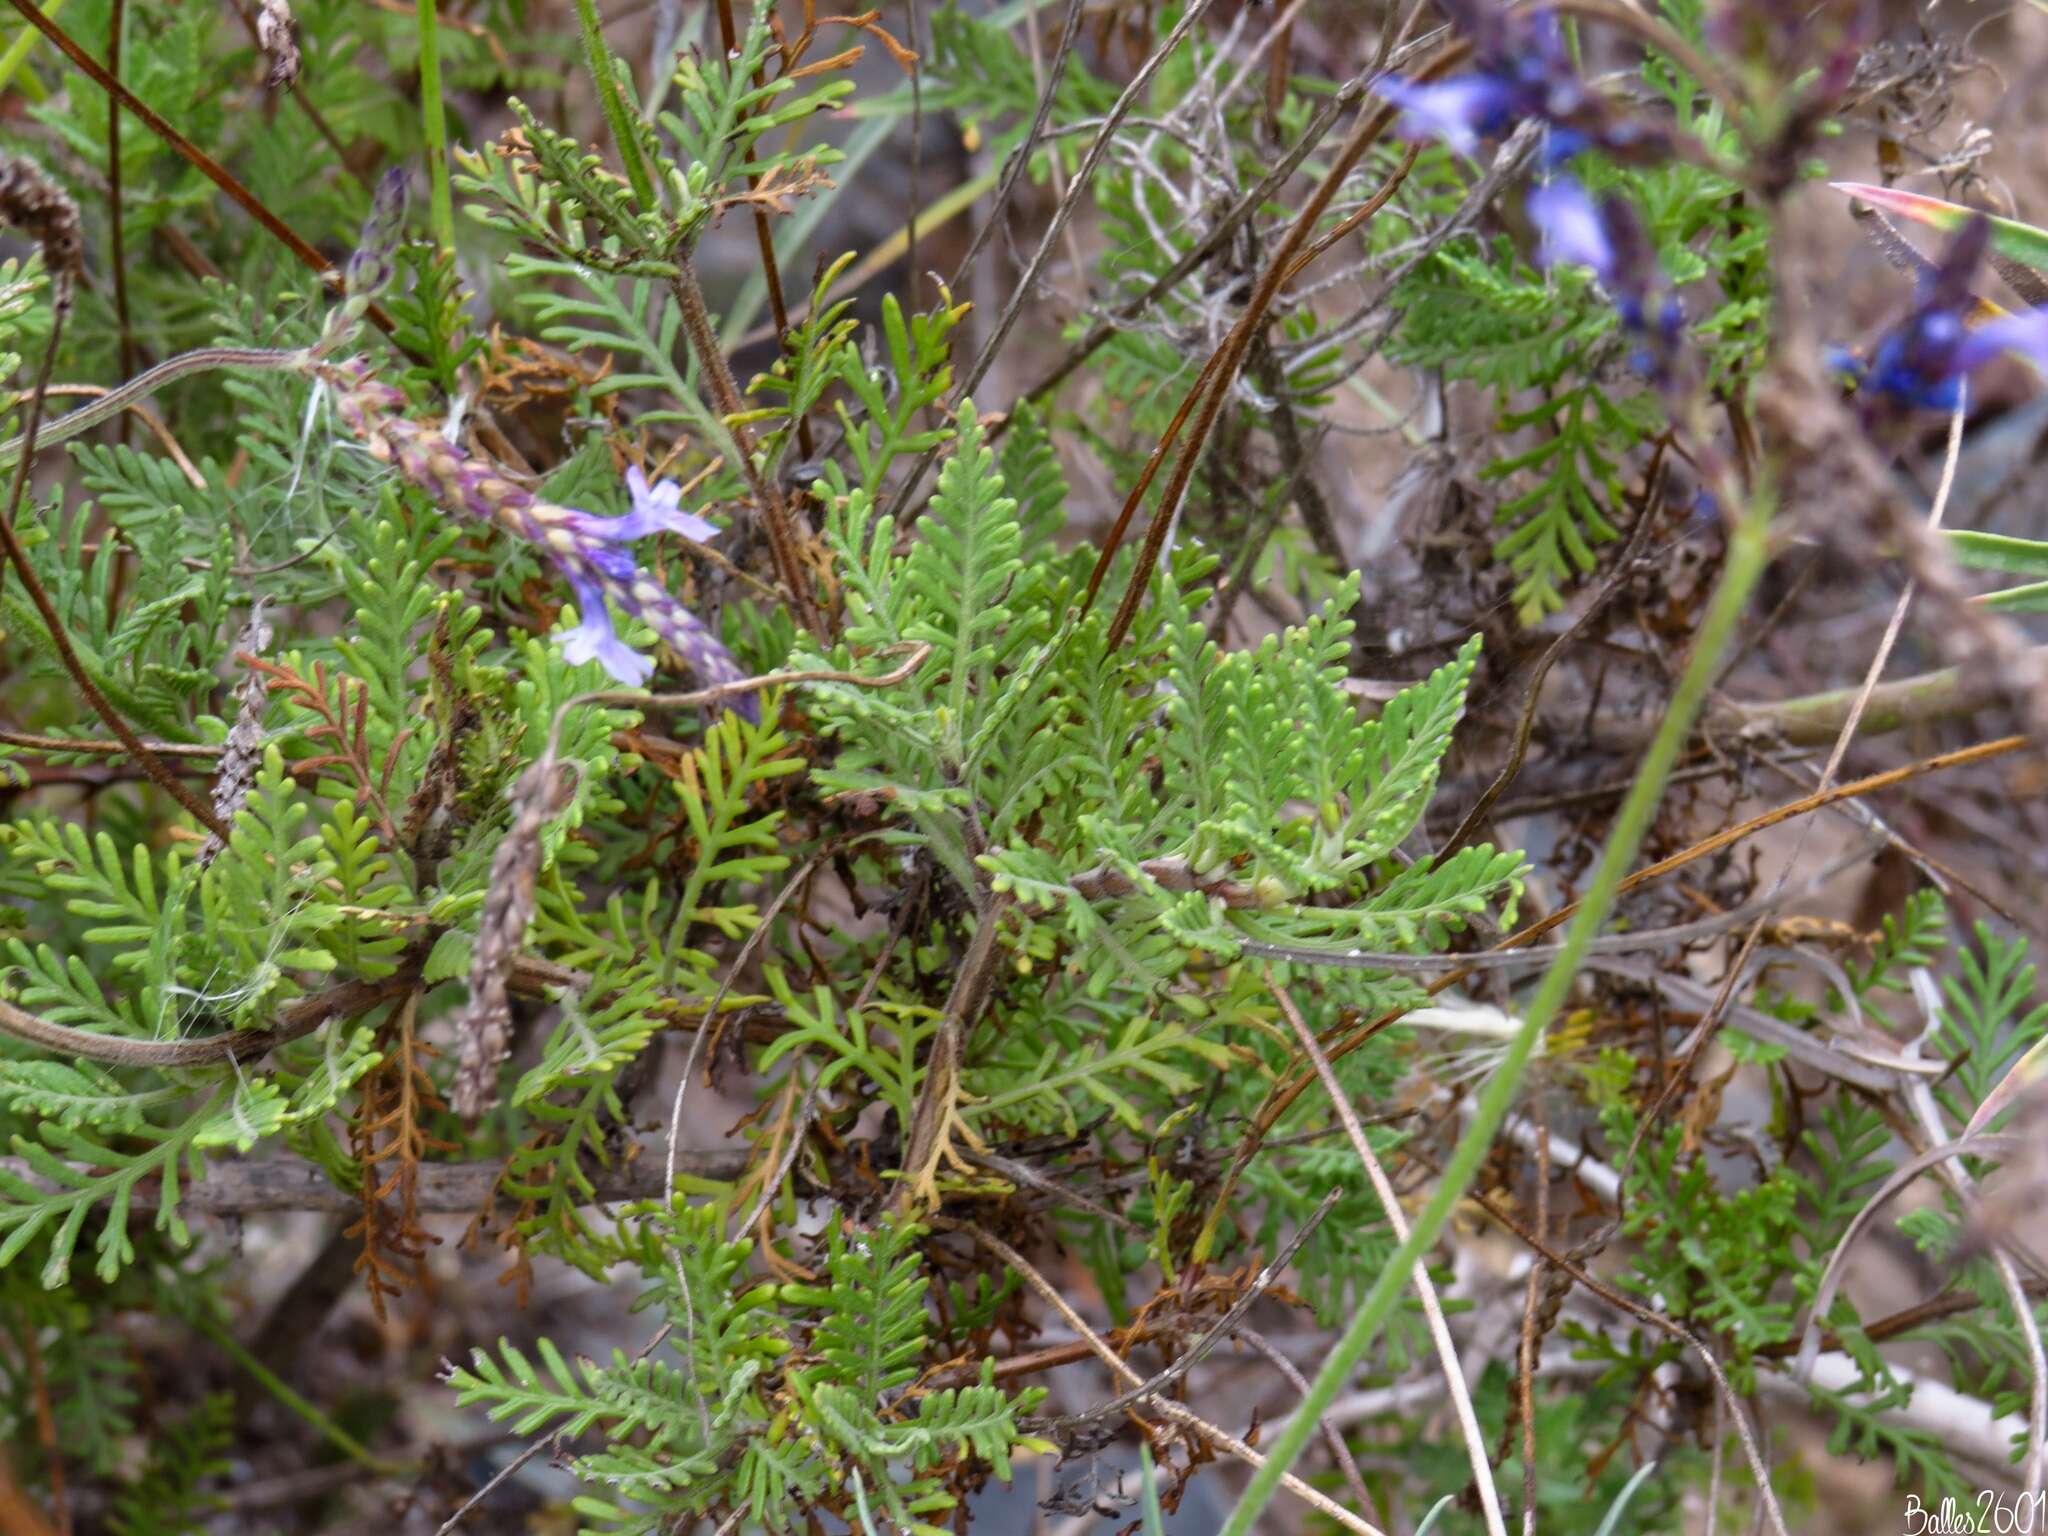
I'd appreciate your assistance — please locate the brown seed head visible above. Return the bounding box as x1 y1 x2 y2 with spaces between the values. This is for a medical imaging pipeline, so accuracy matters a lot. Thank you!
0 156 82 307
451 754 577 1120
256 0 302 88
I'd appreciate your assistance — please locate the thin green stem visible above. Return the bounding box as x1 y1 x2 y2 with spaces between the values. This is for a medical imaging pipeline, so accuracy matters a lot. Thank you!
413 0 455 251
1218 489 1774 1536
571 0 658 211
193 1312 396 1471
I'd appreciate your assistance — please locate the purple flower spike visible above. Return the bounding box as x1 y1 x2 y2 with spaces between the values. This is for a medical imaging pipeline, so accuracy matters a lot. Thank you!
521 495 752 713
325 358 754 714
1372 1 1665 170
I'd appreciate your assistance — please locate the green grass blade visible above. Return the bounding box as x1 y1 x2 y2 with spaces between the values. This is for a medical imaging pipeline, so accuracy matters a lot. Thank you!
1978 580 2048 614
1948 529 2048 580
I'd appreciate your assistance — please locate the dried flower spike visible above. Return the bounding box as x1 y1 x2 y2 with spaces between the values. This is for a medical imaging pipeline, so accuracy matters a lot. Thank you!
0 156 83 311
322 166 410 351
200 602 276 868
346 167 410 304
255 0 302 89
452 755 575 1121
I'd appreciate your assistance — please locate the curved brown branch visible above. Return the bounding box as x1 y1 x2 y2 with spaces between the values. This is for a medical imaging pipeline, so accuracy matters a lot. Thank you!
0 969 421 1069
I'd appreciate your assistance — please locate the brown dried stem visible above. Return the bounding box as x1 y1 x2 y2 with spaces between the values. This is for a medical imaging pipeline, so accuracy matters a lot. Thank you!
1083 61 1450 647
669 253 826 636
897 887 1013 1209
0 966 421 1069
106 0 134 386
711 0 813 462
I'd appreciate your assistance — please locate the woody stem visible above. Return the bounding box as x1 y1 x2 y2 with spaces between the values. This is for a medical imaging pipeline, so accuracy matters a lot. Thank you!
669 254 826 639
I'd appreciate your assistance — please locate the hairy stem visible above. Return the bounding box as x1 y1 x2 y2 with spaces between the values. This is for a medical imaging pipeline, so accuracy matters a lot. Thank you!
0 344 303 466
713 0 813 461
571 0 657 210
106 0 132 386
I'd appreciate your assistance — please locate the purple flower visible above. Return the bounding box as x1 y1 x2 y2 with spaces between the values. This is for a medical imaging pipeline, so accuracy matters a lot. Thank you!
1839 217 2048 419
1966 309 2048 373
1379 2 1684 390
1374 1 1665 170
621 465 721 541
1378 74 1523 158
540 466 722 548
557 561 656 686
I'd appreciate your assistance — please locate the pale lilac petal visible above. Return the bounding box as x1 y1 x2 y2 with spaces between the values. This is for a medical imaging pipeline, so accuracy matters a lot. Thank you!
625 464 675 513
557 575 655 687
1375 74 1518 156
1527 178 1613 280
1952 307 2048 376
624 464 721 541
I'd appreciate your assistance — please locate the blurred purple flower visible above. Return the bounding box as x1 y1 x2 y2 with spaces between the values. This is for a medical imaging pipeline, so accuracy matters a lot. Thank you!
1374 0 1666 170
1379 2 1685 389
1527 178 1615 280
1837 217 2048 418
1530 178 1689 392
1377 73 1523 159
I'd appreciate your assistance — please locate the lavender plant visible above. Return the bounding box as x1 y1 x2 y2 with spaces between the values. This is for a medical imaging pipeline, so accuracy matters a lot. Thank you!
0 1 2046 1533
